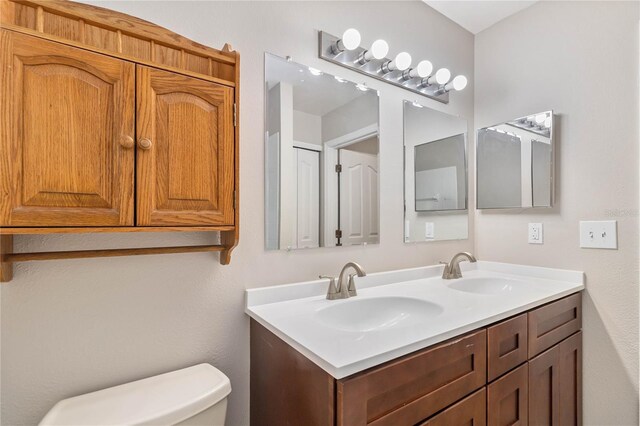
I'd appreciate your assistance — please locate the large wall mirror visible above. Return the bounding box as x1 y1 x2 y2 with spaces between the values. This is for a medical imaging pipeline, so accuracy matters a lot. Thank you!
476 111 553 209
403 101 468 243
265 53 380 250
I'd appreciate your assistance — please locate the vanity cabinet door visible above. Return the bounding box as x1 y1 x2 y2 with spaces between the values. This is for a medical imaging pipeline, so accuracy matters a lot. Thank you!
420 388 486 426
558 331 582 426
487 363 528 426
337 330 486 426
528 345 560 425
136 65 235 226
0 30 135 226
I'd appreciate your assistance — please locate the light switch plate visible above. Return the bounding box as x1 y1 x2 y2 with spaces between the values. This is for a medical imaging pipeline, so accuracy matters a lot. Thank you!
580 220 617 249
425 222 435 240
528 223 543 244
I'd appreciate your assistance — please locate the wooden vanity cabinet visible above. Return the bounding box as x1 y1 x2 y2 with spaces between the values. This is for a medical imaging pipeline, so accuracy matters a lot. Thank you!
250 293 583 426
0 0 240 277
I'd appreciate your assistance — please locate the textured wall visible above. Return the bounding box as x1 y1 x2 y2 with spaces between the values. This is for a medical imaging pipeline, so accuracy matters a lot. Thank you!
474 2 639 424
0 2 475 424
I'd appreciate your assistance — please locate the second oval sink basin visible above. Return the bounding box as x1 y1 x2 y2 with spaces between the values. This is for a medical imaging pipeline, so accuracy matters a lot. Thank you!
447 277 525 295
315 297 443 332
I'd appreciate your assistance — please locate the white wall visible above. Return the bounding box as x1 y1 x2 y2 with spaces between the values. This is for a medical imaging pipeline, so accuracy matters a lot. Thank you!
0 2 475 424
292 110 322 146
475 2 639 424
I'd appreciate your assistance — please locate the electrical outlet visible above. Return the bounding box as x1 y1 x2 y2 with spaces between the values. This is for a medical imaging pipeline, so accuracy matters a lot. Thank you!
580 220 617 249
425 222 435 240
528 223 543 244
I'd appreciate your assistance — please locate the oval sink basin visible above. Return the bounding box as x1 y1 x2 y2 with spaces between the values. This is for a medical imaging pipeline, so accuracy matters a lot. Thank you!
315 297 443 333
447 277 524 295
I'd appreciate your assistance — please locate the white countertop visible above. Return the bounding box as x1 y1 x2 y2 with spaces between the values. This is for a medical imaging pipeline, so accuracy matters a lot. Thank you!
245 261 584 379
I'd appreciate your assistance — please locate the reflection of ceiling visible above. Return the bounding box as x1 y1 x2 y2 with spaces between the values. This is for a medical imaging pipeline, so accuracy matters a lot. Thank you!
423 1 537 34
265 54 372 116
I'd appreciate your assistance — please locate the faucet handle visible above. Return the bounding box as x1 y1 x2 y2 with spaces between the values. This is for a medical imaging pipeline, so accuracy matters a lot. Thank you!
320 275 339 300
347 274 357 297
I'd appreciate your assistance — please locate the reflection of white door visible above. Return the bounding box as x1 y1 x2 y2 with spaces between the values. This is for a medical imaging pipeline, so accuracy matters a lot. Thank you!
339 150 379 245
295 148 320 248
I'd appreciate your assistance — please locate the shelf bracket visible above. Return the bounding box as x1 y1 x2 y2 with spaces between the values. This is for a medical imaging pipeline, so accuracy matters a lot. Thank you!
1 235 13 282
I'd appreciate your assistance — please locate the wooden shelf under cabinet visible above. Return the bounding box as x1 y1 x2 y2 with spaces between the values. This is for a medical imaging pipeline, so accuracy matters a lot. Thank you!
0 0 240 282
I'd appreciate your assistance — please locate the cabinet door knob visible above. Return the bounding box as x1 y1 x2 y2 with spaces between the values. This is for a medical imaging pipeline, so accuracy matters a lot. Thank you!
138 138 152 150
120 135 135 149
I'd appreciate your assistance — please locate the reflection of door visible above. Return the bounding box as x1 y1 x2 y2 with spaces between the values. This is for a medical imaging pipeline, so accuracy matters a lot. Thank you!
339 150 379 245
295 148 320 248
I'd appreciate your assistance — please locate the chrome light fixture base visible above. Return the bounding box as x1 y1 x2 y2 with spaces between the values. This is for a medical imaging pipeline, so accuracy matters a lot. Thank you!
318 31 449 104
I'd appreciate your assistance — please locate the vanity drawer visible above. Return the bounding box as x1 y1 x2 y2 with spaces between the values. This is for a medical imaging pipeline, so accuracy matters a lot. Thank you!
419 388 486 426
487 314 528 381
337 330 487 426
528 293 582 358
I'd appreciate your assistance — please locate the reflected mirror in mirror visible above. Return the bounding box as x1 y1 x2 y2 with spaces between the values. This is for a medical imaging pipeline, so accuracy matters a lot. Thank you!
476 111 553 209
403 100 468 243
265 53 380 250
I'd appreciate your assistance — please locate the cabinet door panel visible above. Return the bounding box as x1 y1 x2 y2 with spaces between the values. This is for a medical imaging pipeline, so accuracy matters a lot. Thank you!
1 30 135 226
488 363 528 426
529 346 560 425
136 65 234 226
559 331 582 426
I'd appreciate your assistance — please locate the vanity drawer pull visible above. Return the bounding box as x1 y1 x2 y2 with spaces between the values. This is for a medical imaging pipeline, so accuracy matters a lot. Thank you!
487 313 528 382
337 329 486 426
528 293 582 358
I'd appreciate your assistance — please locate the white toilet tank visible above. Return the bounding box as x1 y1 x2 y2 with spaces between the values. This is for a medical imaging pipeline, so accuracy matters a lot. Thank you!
40 363 231 426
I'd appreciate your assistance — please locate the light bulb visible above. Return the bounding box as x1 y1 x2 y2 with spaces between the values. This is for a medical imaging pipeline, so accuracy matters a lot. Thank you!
544 116 552 128
407 60 433 79
334 76 347 83
382 52 412 74
535 113 546 124
426 68 450 85
356 83 369 91
341 28 361 51
308 67 322 76
360 39 389 63
394 52 412 70
444 75 468 92
331 28 361 53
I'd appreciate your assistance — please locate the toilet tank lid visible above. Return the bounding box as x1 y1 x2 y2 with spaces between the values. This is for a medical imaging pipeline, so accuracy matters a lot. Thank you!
39 363 231 426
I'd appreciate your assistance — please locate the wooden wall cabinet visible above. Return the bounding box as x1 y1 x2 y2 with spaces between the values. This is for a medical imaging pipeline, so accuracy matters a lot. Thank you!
250 293 583 426
0 0 240 280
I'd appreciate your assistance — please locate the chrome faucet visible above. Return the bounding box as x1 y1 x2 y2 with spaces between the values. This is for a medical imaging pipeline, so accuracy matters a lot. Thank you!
321 262 366 300
440 252 477 279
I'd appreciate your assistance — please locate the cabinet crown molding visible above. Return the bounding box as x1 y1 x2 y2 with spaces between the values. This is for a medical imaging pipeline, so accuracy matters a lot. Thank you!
1 0 238 86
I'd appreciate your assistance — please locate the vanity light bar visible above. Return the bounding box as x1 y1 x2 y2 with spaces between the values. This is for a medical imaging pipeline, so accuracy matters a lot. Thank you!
319 30 467 104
